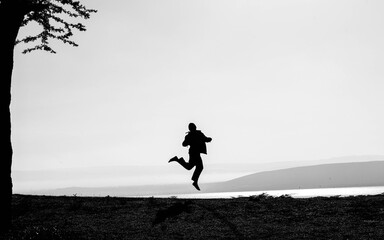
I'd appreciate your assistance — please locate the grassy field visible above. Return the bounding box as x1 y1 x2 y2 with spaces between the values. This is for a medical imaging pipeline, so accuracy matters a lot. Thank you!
2 193 384 239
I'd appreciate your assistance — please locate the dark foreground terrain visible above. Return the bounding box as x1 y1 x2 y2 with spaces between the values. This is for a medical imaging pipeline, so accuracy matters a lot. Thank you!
2 193 384 239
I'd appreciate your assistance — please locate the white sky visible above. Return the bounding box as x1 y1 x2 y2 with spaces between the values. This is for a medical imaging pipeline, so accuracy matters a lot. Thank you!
11 0 384 179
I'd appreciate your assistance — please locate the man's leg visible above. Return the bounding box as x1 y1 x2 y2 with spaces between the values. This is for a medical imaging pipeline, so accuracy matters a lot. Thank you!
169 156 195 170
191 153 203 190
191 155 203 182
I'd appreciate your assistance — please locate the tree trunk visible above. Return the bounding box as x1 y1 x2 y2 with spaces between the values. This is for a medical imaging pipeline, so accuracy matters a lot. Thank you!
0 1 25 233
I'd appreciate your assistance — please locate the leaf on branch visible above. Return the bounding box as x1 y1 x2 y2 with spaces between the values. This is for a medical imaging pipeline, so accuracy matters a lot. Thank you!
15 0 97 54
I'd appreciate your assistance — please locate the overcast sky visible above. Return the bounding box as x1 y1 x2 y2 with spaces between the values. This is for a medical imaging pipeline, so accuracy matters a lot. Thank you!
11 0 384 189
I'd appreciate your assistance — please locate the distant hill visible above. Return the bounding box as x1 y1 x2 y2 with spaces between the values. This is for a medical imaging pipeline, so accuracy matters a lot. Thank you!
205 161 384 193
15 155 384 194
32 161 384 197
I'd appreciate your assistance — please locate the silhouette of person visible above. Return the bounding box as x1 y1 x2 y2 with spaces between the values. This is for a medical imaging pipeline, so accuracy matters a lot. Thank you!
169 123 212 191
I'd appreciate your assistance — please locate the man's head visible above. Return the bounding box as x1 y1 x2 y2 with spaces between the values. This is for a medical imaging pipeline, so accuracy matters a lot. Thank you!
188 123 197 132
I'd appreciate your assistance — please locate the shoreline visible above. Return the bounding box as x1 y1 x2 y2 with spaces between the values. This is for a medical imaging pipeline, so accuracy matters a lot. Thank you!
152 186 384 199
20 185 384 199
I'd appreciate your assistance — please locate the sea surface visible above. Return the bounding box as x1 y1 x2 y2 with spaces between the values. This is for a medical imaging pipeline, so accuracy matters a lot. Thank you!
153 186 384 199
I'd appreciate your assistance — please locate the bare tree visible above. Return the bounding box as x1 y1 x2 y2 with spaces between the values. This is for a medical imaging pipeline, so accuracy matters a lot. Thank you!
0 0 96 232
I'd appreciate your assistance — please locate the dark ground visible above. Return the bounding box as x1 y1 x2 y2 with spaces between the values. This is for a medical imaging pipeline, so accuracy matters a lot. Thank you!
2 193 384 239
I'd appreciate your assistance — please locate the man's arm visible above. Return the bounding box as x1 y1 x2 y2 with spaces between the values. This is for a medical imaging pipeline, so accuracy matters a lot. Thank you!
182 135 189 147
202 132 212 142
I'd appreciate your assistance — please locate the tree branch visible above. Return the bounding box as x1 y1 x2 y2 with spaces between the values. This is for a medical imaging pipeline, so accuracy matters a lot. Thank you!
12 0 97 54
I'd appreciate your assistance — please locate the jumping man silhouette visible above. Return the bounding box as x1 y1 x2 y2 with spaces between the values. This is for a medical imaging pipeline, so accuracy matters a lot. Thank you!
169 123 212 191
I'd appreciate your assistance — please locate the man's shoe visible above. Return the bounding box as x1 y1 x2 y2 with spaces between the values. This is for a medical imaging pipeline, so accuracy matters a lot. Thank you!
192 181 200 191
168 156 178 163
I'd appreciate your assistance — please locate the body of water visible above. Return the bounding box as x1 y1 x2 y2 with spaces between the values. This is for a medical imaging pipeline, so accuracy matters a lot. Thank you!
155 186 384 199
